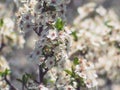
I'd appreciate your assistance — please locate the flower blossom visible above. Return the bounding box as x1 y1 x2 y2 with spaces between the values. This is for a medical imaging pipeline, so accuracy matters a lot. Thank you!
75 58 98 88
17 0 72 89
70 2 120 87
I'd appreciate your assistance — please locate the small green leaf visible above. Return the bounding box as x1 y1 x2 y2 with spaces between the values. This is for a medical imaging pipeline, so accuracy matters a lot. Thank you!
104 20 113 28
0 19 4 27
54 41 62 46
22 73 31 84
0 69 11 77
0 72 4 77
17 73 33 84
79 77 85 86
64 70 72 75
55 18 64 31
25 73 33 79
5 69 11 75
71 31 78 41
73 57 79 65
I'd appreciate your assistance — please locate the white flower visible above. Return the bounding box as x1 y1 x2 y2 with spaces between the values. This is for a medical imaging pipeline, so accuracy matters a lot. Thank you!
17 35 25 48
47 29 58 40
22 22 33 32
77 3 96 18
74 58 97 88
0 56 10 73
56 71 71 87
45 56 56 69
38 84 48 90
28 47 43 64
77 71 87 79
64 85 75 90
22 13 33 22
85 81 92 88
96 6 107 16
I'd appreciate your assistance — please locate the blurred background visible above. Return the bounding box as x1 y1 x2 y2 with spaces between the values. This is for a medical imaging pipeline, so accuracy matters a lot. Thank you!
0 0 120 90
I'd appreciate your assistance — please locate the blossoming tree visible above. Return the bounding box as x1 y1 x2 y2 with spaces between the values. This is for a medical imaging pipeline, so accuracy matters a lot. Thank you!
0 3 24 90
15 0 98 90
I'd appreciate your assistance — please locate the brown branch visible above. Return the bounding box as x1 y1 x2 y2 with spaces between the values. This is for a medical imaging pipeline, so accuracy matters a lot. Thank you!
4 76 18 90
39 65 44 84
39 65 49 84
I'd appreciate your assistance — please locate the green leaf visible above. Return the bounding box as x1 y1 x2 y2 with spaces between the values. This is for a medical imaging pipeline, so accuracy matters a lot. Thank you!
22 74 27 84
0 19 4 27
104 20 113 28
55 18 64 31
5 69 11 75
0 72 4 77
44 78 54 84
73 57 79 65
54 41 62 46
17 73 33 84
64 69 72 76
79 77 85 86
71 31 78 41
0 69 11 77
25 73 33 79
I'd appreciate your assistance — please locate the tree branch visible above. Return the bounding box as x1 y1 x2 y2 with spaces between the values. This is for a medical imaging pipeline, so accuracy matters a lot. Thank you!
4 76 18 90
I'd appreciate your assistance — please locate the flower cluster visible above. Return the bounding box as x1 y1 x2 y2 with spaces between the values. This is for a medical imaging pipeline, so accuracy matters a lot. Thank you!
28 27 71 68
0 56 10 90
74 58 98 88
44 59 72 89
71 2 120 86
0 3 25 49
17 0 98 89
0 17 25 49
17 0 70 34
17 0 72 89
17 0 71 67
44 57 98 89
17 0 71 68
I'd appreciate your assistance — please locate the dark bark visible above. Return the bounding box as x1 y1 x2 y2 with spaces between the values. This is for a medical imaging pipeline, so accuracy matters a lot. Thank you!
39 65 44 84
4 76 18 90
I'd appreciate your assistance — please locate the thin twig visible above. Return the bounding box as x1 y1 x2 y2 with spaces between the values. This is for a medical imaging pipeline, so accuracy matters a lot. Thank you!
4 76 18 90
43 68 49 75
22 82 24 90
39 65 49 84
39 65 43 84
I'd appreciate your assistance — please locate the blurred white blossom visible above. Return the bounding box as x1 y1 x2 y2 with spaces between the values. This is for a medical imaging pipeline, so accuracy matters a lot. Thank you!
0 56 10 90
71 2 120 87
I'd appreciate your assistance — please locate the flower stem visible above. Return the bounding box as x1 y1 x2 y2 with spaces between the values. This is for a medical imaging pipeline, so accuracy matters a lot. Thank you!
39 65 43 84
4 76 18 90
76 86 80 90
